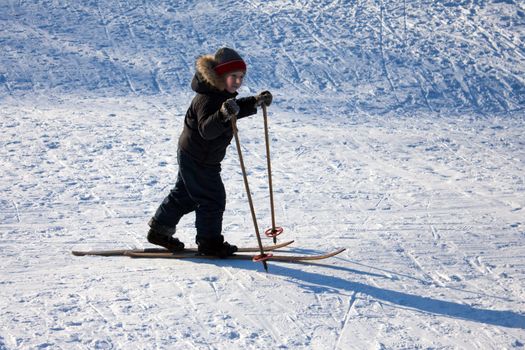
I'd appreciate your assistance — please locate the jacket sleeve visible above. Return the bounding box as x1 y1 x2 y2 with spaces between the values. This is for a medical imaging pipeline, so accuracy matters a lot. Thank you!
236 96 258 119
194 97 229 141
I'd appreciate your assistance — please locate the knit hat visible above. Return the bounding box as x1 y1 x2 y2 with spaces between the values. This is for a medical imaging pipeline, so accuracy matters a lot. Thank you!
213 47 247 75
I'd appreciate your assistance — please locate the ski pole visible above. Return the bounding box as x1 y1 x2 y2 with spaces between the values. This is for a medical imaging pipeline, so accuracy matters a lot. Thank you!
231 115 271 272
262 105 283 243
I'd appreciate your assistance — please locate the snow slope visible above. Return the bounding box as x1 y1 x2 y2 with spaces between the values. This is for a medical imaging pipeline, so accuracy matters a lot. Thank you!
1 0 524 114
1 1 525 349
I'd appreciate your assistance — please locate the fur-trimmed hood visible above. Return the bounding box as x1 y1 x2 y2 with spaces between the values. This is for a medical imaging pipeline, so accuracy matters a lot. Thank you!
193 54 225 92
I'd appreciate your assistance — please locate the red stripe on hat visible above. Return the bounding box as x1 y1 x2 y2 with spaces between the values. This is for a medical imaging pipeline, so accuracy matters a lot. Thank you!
214 60 247 75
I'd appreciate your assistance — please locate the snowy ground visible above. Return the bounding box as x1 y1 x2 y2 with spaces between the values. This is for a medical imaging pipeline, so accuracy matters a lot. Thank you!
1 1 525 349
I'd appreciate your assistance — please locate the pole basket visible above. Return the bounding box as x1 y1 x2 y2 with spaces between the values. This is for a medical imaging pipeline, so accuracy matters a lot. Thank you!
264 226 284 238
252 253 273 262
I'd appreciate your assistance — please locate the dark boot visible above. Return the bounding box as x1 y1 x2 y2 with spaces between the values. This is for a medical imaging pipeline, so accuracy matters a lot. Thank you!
147 218 185 252
196 235 237 258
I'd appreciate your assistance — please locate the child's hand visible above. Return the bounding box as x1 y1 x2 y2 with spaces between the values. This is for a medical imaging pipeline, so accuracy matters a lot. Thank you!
220 98 240 121
256 91 273 107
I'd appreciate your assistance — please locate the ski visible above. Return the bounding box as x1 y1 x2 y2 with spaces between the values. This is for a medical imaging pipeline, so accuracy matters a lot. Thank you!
125 248 346 263
71 240 295 257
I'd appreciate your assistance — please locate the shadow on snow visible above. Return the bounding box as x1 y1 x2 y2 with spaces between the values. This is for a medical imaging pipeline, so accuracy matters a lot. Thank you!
198 258 525 330
271 264 525 330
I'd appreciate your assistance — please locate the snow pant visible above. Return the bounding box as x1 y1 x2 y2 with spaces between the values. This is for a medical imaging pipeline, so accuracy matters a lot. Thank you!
152 149 226 242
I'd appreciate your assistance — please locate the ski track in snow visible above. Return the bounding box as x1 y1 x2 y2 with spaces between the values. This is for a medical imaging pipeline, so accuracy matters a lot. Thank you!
1 0 525 349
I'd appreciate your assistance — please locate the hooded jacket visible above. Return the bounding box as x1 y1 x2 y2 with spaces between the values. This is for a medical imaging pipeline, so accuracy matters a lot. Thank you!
178 54 258 165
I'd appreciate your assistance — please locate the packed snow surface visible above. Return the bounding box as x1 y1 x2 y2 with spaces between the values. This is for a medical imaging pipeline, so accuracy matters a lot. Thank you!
1 1 524 349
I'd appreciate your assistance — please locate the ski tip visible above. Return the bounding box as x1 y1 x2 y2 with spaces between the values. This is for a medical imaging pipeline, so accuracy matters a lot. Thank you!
332 247 347 255
272 239 294 247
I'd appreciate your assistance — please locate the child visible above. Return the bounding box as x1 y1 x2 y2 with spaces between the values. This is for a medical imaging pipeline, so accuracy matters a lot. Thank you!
147 47 273 257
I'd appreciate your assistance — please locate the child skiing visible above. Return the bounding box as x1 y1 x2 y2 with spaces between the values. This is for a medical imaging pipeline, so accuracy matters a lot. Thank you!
147 47 273 257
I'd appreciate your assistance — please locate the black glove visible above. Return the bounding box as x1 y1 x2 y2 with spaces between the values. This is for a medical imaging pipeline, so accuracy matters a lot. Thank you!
255 90 273 107
220 98 240 122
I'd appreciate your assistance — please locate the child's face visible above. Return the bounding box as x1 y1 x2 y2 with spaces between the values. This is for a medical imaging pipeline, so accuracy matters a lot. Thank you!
224 71 245 93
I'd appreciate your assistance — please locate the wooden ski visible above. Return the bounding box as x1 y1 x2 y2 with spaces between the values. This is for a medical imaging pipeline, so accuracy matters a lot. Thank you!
72 240 295 257
125 248 346 263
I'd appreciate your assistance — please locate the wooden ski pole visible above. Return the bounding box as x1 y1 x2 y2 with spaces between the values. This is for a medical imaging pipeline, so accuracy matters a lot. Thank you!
262 105 283 243
231 115 269 272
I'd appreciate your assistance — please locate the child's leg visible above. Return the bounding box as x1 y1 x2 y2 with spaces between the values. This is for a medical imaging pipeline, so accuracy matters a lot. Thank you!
172 151 226 238
152 171 198 229
191 168 225 240
147 169 197 251
178 158 238 256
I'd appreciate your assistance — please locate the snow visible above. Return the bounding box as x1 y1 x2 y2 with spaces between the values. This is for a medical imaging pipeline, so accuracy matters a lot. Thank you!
1 0 524 349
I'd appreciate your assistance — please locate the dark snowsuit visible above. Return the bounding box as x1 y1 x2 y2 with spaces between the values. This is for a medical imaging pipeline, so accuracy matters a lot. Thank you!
152 55 257 243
